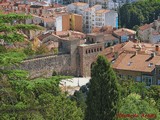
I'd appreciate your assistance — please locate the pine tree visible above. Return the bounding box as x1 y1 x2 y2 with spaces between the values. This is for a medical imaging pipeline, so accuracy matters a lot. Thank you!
85 55 119 120
0 13 41 80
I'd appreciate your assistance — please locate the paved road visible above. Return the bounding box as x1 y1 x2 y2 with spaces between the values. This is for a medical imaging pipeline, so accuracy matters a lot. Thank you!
60 77 90 87
60 77 90 95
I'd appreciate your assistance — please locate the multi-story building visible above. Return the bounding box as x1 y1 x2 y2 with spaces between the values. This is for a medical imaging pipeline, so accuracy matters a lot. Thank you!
113 28 136 43
56 13 83 32
82 4 118 33
83 4 102 33
95 9 118 28
73 0 120 9
79 40 160 85
86 33 119 48
67 2 89 15
46 0 63 4
138 19 160 43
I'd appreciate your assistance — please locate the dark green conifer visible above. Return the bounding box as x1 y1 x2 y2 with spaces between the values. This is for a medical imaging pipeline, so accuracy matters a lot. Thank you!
85 55 119 120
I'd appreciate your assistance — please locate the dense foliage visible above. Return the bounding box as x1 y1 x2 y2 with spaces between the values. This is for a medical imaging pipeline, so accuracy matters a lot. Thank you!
72 74 160 120
0 13 41 43
0 76 83 120
118 93 160 120
85 55 120 120
0 14 83 120
119 0 160 28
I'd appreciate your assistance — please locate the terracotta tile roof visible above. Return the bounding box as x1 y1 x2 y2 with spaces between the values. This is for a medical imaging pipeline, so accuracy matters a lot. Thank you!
92 26 113 33
0 2 10 6
152 32 160 35
103 43 125 56
113 53 160 72
87 32 103 36
139 24 153 31
113 28 136 36
91 5 101 9
56 31 69 37
96 9 110 14
42 17 55 23
72 2 88 6
104 34 118 41
37 32 52 41
18 4 26 7
53 3 64 8
102 41 160 73
56 31 85 39
84 8 91 12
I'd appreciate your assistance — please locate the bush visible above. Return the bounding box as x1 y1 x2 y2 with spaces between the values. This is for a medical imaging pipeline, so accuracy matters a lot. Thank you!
23 45 35 56
35 45 49 55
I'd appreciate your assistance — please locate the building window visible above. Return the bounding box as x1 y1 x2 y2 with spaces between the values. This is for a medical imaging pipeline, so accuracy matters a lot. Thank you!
92 38 94 43
158 69 160 75
94 49 96 52
158 80 160 85
148 63 153 67
128 62 133 66
142 76 153 86
100 48 102 51
91 49 93 53
86 50 88 54
59 42 63 48
136 76 141 82
128 75 133 80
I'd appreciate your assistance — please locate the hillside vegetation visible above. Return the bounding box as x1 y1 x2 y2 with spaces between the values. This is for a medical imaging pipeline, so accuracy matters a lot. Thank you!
119 0 160 28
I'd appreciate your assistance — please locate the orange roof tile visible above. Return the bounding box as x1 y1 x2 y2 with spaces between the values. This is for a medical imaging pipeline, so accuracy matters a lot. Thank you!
113 28 136 36
37 33 52 41
113 53 160 72
96 9 110 14
42 17 55 23
72 2 88 6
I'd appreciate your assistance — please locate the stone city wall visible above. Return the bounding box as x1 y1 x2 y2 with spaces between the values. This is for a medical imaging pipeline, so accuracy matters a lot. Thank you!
20 54 77 78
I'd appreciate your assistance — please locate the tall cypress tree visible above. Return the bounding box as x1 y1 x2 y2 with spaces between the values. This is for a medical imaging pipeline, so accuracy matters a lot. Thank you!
85 55 119 120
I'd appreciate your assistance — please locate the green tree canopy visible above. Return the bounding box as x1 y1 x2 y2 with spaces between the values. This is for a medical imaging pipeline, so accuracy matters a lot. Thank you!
119 0 160 28
118 93 160 120
85 55 120 120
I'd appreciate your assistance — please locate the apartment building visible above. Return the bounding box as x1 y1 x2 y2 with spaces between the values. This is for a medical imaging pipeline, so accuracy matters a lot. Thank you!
73 0 120 9
83 4 118 33
95 9 118 28
56 13 83 32
83 5 102 33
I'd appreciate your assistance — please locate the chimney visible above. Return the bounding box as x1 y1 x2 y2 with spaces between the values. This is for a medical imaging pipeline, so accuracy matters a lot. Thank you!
151 52 156 58
134 51 137 56
155 45 159 52
114 52 118 59
110 46 114 53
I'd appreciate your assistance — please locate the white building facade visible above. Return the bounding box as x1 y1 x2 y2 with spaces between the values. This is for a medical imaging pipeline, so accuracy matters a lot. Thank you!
68 3 118 33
